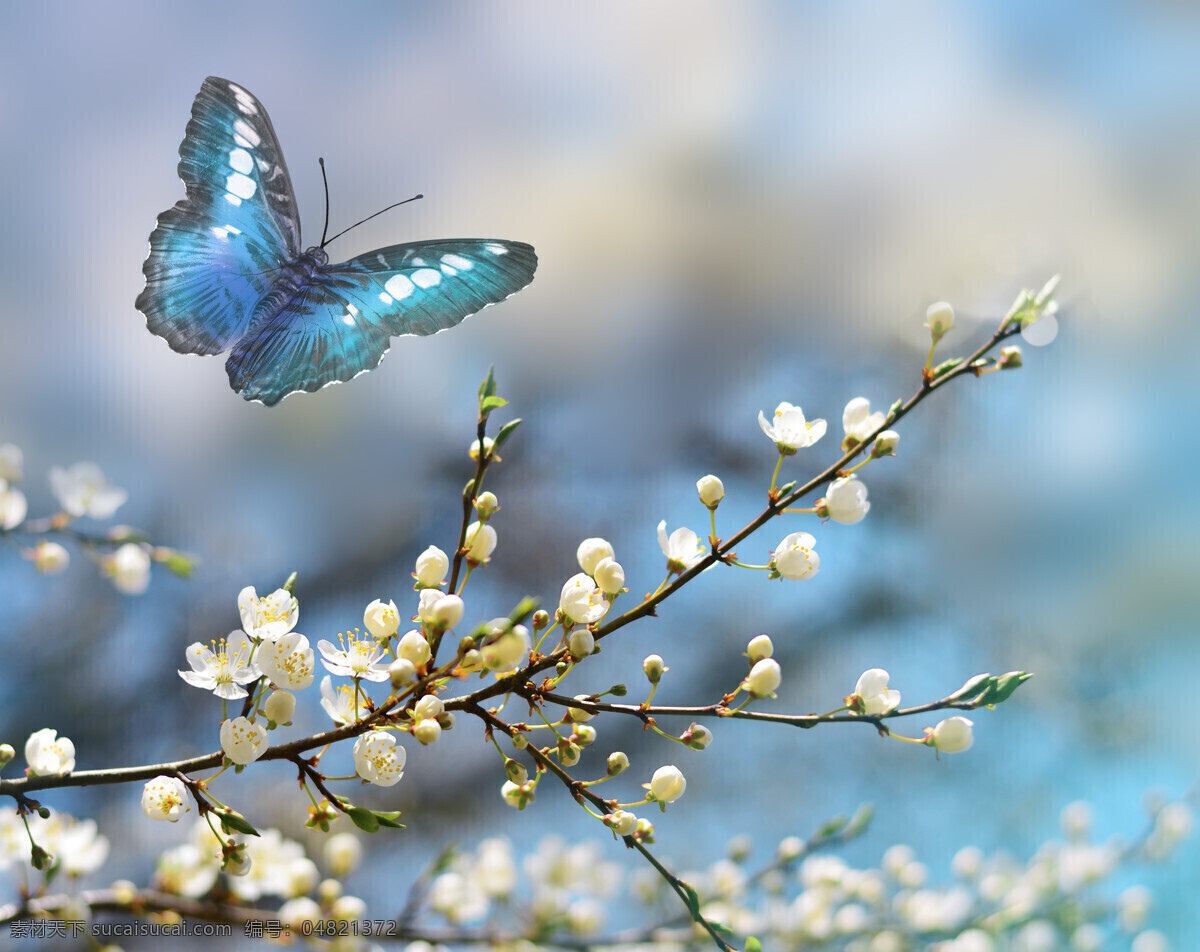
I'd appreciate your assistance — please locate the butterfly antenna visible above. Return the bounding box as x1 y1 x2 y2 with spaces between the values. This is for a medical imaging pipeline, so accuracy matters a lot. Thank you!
318 158 332 249
322 193 425 248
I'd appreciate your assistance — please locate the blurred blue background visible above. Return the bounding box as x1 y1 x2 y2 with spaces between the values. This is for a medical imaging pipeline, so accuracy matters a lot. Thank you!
2 1 1198 946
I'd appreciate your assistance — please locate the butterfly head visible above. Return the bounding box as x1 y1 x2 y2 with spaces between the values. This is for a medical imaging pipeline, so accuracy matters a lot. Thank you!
302 247 330 267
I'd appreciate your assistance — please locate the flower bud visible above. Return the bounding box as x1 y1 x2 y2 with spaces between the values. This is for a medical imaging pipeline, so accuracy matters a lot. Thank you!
505 759 528 784
872 430 899 458
465 522 497 562
648 764 686 803
682 722 713 750
606 810 638 836
928 715 974 754
430 593 464 629
746 634 773 662
474 491 500 520
437 711 455 731
264 690 296 725
0 744 14 768
512 732 529 749
924 301 956 342
593 557 625 595
999 345 1023 369
532 610 550 630
567 629 595 660
744 658 782 698
469 437 494 462
414 545 449 587
696 474 725 509
323 833 362 877
413 718 441 745
481 624 530 673
573 724 596 746
642 654 666 684
397 631 431 667
823 476 870 525
502 779 534 809
567 695 595 723
576 537 615 575
413 695 444 720
389 658 417 688
32 541 69 574
458 648 484 672
363 598 400 640
635 817 656 842
557 740 581 766
607 751 629 775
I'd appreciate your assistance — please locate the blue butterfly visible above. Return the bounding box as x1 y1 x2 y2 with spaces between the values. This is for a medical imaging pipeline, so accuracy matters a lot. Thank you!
136 76 537 406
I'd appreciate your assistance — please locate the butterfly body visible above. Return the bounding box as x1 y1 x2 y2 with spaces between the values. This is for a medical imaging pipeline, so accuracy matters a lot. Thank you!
137 77 536 406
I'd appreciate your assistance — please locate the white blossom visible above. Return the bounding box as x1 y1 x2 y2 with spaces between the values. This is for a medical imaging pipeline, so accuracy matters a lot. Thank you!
31 541 69 574
263 690 295 724
593 557 625 594
481 623 530 673
772 531 819 580
0 480 26 530
105 543 150 594
697 474 725 508
318 675 369 725
238 586 299 643
747 634 774 661
49 462 127 519
560 573 607 625
397 630 432 667
824 475 870 524
853 668 900 715
657 519 705 573
363 598 400 640
925 301 956 340
353 731 406 786
567 628 595 660
318 632 391 682
178 631 260 699
25 728 75 777
258 632 315 691
0 444 22 482
842 397 886 444
220 717 268 765
142 776 189 822
465 521 497 562
758 401 826 452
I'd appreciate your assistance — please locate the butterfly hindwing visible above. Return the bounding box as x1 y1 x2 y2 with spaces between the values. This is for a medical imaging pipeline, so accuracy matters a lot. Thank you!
226 240 537 405
137 76 301 355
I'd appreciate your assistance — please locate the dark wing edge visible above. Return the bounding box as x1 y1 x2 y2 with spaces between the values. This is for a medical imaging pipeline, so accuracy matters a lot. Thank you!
225 240 538 405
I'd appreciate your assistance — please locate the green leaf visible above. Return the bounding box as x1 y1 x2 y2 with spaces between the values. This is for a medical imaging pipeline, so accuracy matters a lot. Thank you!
480 395 508 414
509 596 539 624
776 480 796 498
282 571 298 595
478 366 497 402
816 814 848 839
375 811 406 829
931 358 963 380
745 938 764 952
218 812 261 837
346 807 380 833
886 398 903 423
493 418 522 451
976 671 1032 707
158 550 197 578
844 802 874 838
948 673 990 701
710 919 734 937
681 881 703 918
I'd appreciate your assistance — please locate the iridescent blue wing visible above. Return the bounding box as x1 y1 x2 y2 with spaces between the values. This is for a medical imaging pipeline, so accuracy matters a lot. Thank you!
136 77 301 355
226 240 537 405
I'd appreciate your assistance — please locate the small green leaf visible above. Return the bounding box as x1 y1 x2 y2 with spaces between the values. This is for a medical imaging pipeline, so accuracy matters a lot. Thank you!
976 671 1032 707
816 814 848 839
478 366 497 402
844 802 874 838
681 881 703 918
493 418 522 450
219 812 261 837
745 938 764 952
709 919 733 937
346 807 380 833
509 596 539 624
948 673 991 701
158 550 197 578
776 480 796 497
930 358 963 380
375 812 406 829
282 571 298 595
886 398 903 423
480 395 508 414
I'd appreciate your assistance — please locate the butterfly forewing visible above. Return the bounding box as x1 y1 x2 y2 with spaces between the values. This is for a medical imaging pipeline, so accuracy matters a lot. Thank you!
226 240 537 406
137 77 301 355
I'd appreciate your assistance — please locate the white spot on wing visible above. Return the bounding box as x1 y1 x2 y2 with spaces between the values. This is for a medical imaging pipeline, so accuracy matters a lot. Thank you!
484 243 508 255
412 268 441 289
226 173 257 200
384 275 415 300
347 303 358 315
441 254 473 270
441 264 458 276
379 292 393 305
342 314 355 326
376 254 388 267
411 258 426 267
224 194 243 207
229 148 253 174
233 119 261 148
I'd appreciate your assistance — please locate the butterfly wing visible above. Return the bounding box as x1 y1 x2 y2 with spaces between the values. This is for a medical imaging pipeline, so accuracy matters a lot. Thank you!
136 77 302 355
226 240 537 405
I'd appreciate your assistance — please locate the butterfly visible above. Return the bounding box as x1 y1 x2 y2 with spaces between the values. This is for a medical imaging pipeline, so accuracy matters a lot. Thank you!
136 76 537 406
